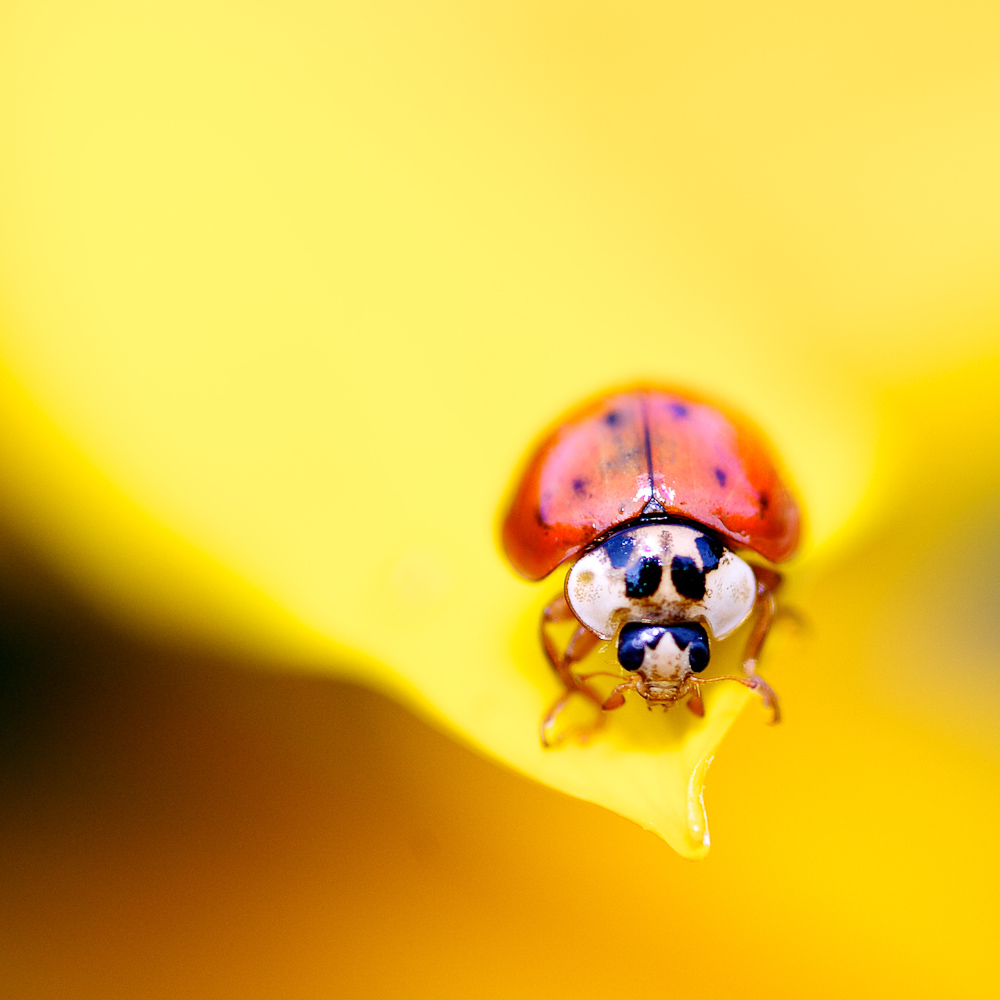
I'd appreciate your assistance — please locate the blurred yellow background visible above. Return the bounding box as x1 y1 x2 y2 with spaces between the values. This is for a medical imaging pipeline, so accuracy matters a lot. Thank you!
0 0 999 995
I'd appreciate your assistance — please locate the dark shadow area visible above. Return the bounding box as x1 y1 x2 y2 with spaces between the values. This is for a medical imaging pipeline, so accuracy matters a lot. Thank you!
0 523 650 999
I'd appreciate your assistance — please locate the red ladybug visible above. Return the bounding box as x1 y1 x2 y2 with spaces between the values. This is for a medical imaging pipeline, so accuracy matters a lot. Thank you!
501 386 801 746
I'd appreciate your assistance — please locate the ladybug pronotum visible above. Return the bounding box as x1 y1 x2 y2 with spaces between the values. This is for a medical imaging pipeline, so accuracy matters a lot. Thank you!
501 386 801 746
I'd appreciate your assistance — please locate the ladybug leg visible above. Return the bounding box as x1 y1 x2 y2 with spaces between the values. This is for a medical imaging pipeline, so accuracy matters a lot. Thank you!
540 595 602 699
539 693 573 748
539 625 603 747
600 675 641 711
741 568 783 723
539 595 604 747
540 671 639 746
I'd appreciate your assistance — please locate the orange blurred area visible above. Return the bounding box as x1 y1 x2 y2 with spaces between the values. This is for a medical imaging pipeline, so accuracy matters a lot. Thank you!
2 479 998 999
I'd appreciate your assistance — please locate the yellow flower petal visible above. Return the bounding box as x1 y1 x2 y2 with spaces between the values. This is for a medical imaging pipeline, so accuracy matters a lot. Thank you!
2 0 999 854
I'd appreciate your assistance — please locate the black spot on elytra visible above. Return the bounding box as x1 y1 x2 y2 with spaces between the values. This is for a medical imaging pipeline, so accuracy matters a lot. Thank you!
695 534 723 574
714 467 727 487
617 623 666 671
759 492 769 512
665 623 711 672
671 556 706 601
625 556 662 598
669 403 689 419
605 410 621 426
572 478 587 495
604 533 634 569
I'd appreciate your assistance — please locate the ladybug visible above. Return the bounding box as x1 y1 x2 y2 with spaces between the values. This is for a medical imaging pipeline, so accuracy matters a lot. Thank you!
501 386 801 746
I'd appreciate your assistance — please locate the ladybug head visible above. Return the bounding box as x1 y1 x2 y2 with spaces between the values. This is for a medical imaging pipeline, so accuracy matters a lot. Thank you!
617 621 711 684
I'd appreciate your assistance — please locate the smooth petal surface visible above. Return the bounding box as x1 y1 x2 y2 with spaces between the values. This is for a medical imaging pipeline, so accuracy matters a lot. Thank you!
2 0 999 854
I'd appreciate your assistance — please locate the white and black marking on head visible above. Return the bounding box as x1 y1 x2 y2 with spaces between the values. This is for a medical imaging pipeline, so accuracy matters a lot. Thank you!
565 522 756 641
617 621 711 685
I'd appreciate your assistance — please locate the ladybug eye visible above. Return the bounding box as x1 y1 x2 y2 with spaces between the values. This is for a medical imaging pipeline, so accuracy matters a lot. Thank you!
617 623 667 671
616 622 711 675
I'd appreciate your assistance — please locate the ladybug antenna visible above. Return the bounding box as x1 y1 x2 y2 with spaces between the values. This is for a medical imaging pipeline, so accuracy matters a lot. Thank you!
689 673 781 724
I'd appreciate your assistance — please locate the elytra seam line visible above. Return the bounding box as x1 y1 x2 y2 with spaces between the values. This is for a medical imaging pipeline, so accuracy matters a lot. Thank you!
641 392 654 495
